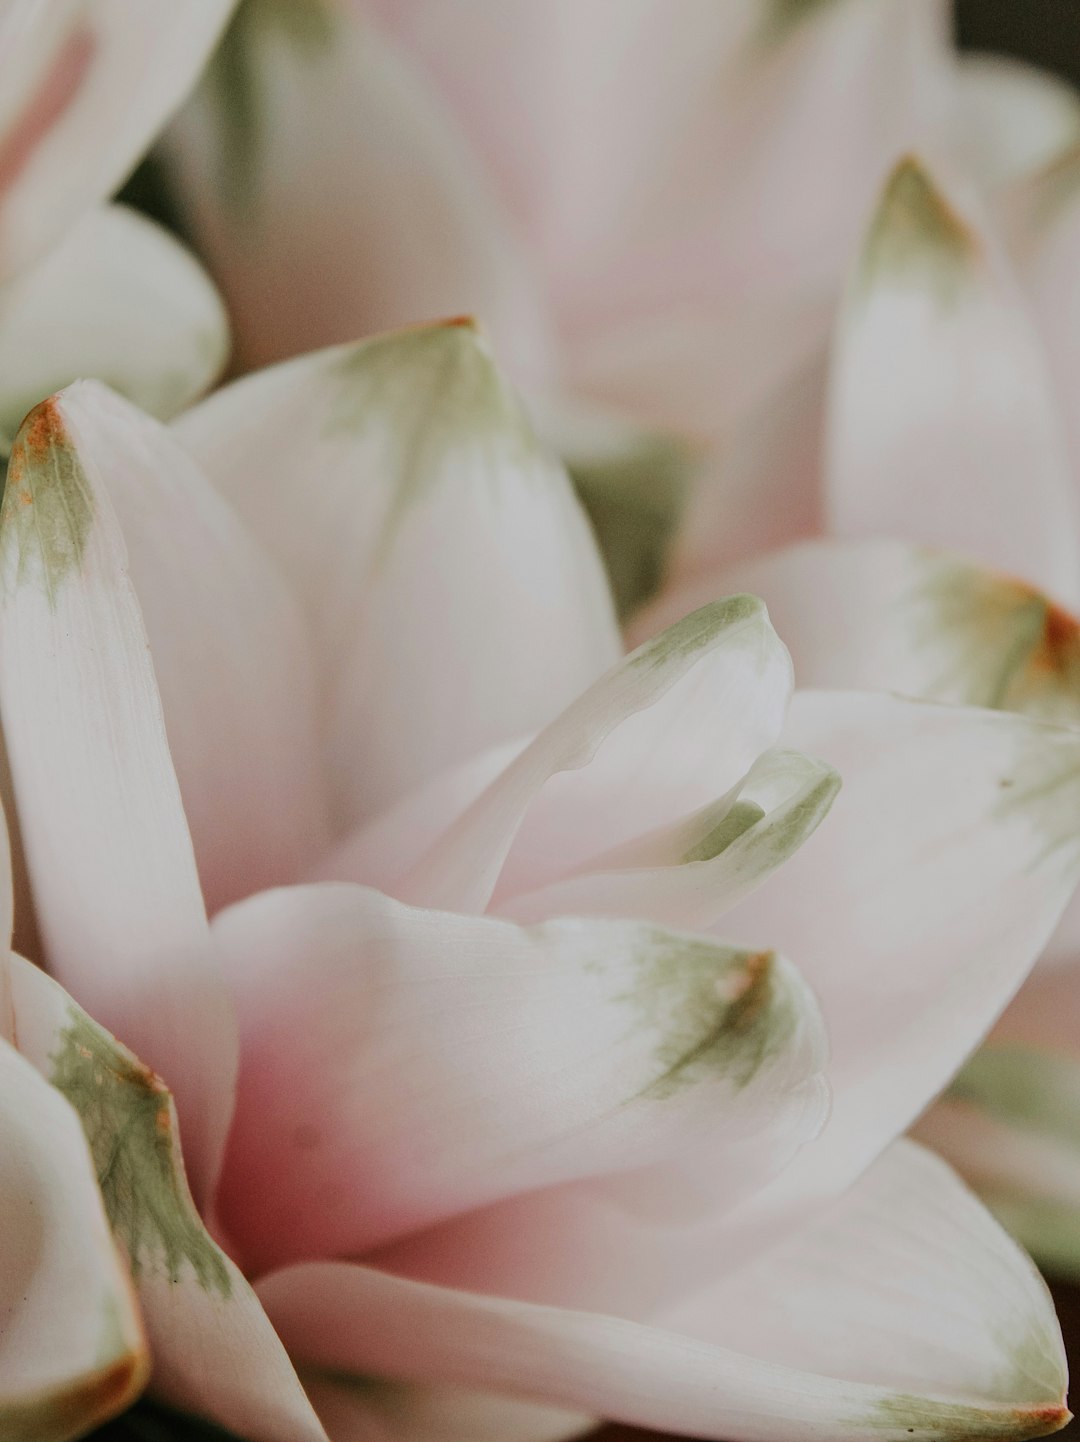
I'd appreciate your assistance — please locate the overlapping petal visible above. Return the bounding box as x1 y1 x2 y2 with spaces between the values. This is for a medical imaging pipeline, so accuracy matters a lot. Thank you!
0 394 235 1197
177 321 619 830
213 881 827 1270
257 1142 1068 1442
8 954 329 1442
0 204 229 436
0 1030 147 1441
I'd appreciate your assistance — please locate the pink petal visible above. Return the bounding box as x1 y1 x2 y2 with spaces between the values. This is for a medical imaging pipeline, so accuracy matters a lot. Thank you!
212 881 826 1271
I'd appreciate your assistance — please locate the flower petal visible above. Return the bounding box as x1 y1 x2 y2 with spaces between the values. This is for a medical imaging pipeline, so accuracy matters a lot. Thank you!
0 1029 147 1440
212 881 826 1270
0 394 235 1198
257 1142 1068 1442
166 2 553 382
0 0 236 279
826 157 1080 607
712 689 1080 1246
400 596 792 913
499 748 839 931
176 321 619 829
0 203 228 435
8 954 329 1442
52 379 331 911
652 538 1080 726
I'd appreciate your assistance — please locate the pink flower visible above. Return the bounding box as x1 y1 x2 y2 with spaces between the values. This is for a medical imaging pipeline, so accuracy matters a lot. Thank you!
4 321 1080 1440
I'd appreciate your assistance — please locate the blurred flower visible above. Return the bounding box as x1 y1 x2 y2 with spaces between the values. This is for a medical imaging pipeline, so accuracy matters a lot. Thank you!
0 1 239 442
164 0 972 614
3 322 1080 1440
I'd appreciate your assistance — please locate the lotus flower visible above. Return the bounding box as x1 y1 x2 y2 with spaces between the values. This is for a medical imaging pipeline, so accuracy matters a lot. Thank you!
0 1 238 444
5 320 1080 1441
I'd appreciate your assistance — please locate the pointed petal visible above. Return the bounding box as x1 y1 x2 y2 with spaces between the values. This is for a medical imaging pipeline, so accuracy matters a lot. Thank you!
213 881 826 1271
500 748 839 931
652 538 1080 726
176 322 619 828
0 203 228 435
8 955 329 1442
0 0 236 279
916 1043 1080 1283
665 1140 1068 1431
256 1146 1068 1442
166 3 553 381
712 689 1080 1243
400 596 792 913
0 1031 147 1440
826 157 1080 607
53 380 331 911
0 394 235 1197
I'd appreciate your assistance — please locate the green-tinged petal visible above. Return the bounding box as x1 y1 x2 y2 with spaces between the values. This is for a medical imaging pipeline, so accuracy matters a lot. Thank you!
0 1033 147 1441
176 321 619 829
0 394 235 1202
655 539 1080 727
212 881 826 1271
827 157 1080 608
0 204 228 434
397 595 792 913
8 956 329 1442
255 1144 1069 1442
499 747 839 931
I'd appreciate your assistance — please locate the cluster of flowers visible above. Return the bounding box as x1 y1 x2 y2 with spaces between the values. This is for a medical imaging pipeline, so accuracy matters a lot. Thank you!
5 4 1080 1441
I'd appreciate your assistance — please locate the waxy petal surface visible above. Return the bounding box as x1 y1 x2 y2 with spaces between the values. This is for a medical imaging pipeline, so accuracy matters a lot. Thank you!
826 158 1080 606
177 322 619 829
0 203 228 436
401 596 792 914
214 882 826 1270
53 381 331 911
9 955 329 1442
0 1030 147 1441
257 1141 1067 1442
0 0 237 280
0 395 235 1198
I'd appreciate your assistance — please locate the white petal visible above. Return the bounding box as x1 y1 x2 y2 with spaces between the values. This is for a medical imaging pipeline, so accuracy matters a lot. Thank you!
951 55 1080 190
500 748 839 931
399 596 792 914
256 1145 1069 1442
0 203 228 435
54 380 331 912
9 954 329 1442
212 880 826 1270
712 689 1080 1249
0 0 236 279
176 321 619 829
826 157 1080 607
0 394 235 1198
0 1030 147 1440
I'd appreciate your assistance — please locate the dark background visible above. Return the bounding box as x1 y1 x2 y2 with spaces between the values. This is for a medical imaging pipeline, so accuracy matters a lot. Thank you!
93 5 1080 1441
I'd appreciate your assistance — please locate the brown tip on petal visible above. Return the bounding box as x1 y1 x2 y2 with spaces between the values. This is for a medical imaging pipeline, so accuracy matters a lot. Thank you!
438 315 481 331
859 156 976 301
1039 599 1080 673
14 394 68 461
38 1347 150 1438
1018 1403 1072 1438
